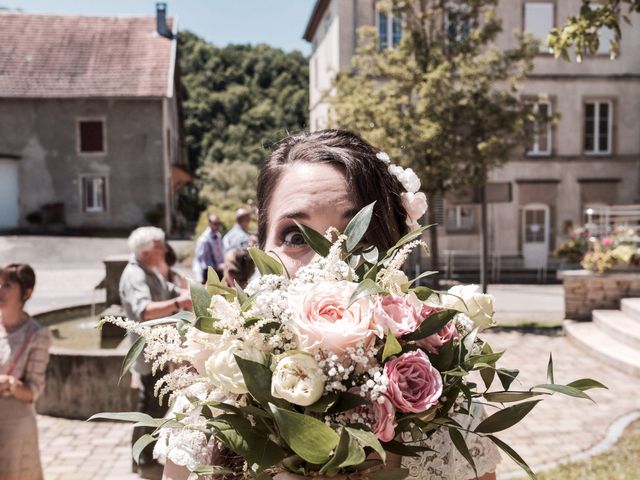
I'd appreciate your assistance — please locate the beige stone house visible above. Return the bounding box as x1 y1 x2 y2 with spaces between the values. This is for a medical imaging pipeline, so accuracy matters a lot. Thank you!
0 5 188 233
303 0 640 277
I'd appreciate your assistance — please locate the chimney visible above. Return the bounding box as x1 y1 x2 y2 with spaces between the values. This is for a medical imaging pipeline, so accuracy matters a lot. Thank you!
156 2 174 39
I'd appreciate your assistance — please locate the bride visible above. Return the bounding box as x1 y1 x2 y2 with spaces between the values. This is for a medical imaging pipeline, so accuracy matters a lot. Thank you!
159 129 500 480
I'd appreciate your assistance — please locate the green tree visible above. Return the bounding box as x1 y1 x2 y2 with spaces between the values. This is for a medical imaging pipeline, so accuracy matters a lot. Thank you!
548 0 639 61
330 0 538 280
178 31 309 171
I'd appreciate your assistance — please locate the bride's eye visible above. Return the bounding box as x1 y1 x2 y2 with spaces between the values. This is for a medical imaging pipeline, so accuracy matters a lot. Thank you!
282 228 307 247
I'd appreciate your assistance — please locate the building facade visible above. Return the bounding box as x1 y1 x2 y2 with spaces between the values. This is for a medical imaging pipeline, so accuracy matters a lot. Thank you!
0 8 187 232
303 0 640 273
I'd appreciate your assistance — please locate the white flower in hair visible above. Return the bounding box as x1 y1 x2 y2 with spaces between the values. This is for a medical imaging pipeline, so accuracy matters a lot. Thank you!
376 151 391 164
401 192 428 229
388 164 420 194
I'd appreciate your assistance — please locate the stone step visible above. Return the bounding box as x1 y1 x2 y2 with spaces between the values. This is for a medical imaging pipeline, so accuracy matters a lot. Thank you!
592 310 640 350
621 298 640 322
564 320 640 377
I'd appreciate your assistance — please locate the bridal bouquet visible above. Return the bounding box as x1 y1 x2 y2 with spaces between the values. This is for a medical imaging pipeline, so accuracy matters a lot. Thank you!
95 204 604 480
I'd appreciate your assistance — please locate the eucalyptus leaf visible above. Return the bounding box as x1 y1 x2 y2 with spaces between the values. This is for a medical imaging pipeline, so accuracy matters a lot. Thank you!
382 331 403 361
119 336 146 385
348 278 381 307
248 247 284 276
269 404 340 464
566 378 608 391
345 202 376 252
448 428 477 478
474 400 542 434
533 384 594 402
487 435 538 480
190 279 212 319
294 221 332 257
402 309 457 341
319 428 366 475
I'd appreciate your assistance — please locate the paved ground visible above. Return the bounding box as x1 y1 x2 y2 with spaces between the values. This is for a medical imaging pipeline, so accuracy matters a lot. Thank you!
2 235 634 479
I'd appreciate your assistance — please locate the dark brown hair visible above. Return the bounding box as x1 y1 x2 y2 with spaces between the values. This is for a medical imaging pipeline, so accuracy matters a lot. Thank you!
257 129 409 249
0 263 36 301
224 248 256 289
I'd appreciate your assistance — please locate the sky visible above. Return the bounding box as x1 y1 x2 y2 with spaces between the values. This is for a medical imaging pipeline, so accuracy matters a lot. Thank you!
1 0 317 54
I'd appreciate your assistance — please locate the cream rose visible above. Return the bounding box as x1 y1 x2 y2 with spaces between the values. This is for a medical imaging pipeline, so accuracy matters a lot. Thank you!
287 281 379 354
204 337 266 394
444 285 495 331
401 192 428 229
271 353 325 406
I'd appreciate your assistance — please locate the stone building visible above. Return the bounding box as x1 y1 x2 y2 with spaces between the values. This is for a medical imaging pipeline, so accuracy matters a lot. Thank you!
303 0 640 277
0 5 188 233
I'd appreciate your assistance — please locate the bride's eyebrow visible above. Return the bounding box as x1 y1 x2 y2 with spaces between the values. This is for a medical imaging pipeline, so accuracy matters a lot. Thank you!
277 211 310 222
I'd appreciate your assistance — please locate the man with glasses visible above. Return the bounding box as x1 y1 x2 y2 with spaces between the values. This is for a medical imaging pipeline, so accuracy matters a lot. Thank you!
193 214 225 283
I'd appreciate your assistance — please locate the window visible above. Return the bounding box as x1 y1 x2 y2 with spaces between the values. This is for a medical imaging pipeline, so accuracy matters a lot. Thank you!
445 205 476 232
377 11 403 49
446 6 471 43
596 26 615 55
524 208 546 242
584 101 612 155
82 176 106 212
526 101 552 156
78 120 105 153
524 2 554 52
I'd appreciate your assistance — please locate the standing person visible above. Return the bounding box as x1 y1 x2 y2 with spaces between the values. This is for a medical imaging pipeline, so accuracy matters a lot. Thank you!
193 214 225 283
119 227 192 479
222 208 251 254
0 263 51 480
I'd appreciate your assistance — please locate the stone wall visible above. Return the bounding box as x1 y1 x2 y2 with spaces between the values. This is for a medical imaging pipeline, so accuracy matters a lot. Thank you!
562 270 640 320
36 344 137 420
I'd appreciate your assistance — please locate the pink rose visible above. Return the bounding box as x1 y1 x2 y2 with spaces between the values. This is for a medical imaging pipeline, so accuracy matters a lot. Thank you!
417 320 458 354
346 389 397 442
374 294 422 337
384 350 442 413
602 237 614 247
288 281 379 354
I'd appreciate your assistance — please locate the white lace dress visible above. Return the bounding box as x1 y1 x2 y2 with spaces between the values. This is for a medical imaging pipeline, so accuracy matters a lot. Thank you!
155 399 500 479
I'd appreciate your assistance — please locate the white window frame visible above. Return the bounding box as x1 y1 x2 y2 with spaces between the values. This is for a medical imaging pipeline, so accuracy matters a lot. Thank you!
584 100 613 155
76 117 107 155
527 101 552 156
80 175 107 213
445 204 476 232
376 9 403 50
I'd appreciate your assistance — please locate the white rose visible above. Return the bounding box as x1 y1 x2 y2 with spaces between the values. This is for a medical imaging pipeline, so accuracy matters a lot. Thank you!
443 285 495 331
401 192 428 229
271 353 325 406
376 151 391 164
204 337 266 394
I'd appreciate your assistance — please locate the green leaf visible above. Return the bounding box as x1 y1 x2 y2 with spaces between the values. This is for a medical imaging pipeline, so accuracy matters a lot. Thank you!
348 278 381 306
497 368 519 391
88 411 154 423
294 221 332 257
234 356 289 409
165 310 196 323
248 247 284 276
467 352 504 367
362 246 379 264
386 224 432 255
368 468 410 480
305 393 339 413
487 435 538 480
320 428 366 475
412 286 435 301
566 378 608 391
381 439 430 457
132 434 156 462
194 316 223 334
483 391 545 403
119 336 146 385
474 400 542 434
402 309 457 341
269 404 340 464
345 202 376 252
382 331 403 361
190 279 212 319
409 271 438 286
305 392 369 414
546 353 554 384
448 428 476 478
345 427 386 463
533 384 594 402
480 366 496 391
205 267 236 296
